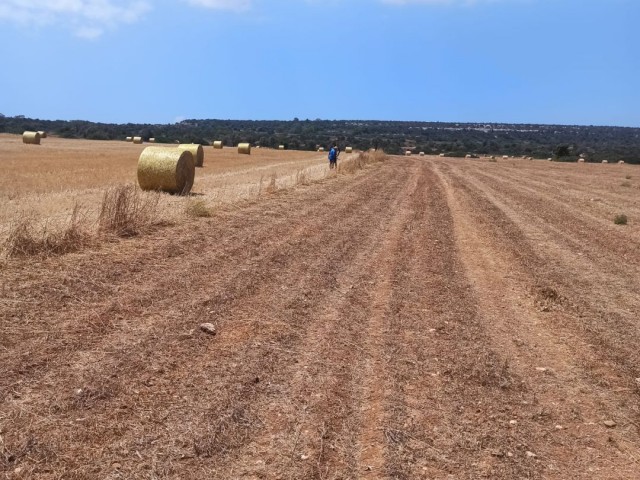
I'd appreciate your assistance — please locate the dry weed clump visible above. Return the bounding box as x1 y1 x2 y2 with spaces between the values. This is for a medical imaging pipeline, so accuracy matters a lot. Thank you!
614 214 628 225
186 198 213 218
2 205 91 258
338 150 386 174
98 185 160 237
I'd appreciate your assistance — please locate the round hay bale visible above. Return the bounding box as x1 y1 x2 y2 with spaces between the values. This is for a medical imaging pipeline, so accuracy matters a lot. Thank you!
238 143 251 155
345 146 353 153
602 160 609 164
37 131 47 138
23 131 40 145
318 147 325 152
577 159 585 163
278 145 285 150
465 154 472 158
405 151 412 156
439 153 445 157
213 141 223 149
618 160 625 164
133 136 143 144
137 147 195 195
419 152 425 156
148 138 156 143
178 144 204 167
126 136 133 142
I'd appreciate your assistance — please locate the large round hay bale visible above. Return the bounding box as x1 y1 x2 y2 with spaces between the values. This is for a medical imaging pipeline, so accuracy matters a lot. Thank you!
126 136 133 142
578 158 585 163
213 141 223 149
137 147 195 195
618 160 625 164
405 151 412 156
318 147 325 152
23 131 40 145
238 143 251 155
602 160 609 164
178 144 204 167
439 153 445 157
149 138 156 143
419 152 425 156
133 136 143 144
37 131 47 138
345 146 353 153
279 145 285 150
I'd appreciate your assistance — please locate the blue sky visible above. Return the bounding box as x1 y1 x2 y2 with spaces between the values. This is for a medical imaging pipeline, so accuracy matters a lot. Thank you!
0 0 638 126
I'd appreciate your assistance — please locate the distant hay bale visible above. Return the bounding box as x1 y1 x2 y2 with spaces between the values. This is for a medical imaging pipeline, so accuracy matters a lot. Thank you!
405 151 412 156
618 160 625 164
602 160 609 164
279 145 285 150
490 156 496 160
439 153 445 157
22 131 40 145
178 144 204 167
419 152 425 156
213 141 223 149
547 158 552 161
238 143 251 155
37 131 47 138
465 154 472 158
577 159 585 163
148 138 156 143
137 146 195 195
126 136 133 142
345 147 353 153
318 147 325 152
133 136 143 144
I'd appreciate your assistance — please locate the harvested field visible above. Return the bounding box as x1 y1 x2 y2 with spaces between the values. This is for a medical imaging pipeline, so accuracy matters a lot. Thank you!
1 149 640 479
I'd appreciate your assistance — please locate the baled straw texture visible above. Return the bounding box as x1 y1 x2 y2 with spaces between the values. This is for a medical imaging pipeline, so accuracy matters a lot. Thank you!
345 147 353 153
133 136 143 144
137 146 195 195
37 131 47 138
213 141 223 149
178 144 204 167
23 131 40 145
238 143 251 155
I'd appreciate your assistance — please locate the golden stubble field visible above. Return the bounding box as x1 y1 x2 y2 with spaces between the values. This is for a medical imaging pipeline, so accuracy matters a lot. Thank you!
1 136 640 479
0 134 335 245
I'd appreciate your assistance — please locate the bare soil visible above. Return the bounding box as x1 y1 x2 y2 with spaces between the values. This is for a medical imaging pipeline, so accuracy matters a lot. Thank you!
1 155 640 479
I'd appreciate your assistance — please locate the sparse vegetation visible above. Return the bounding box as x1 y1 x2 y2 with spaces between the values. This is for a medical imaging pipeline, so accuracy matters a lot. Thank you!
186 198 213 218
614 214 628 225
98 185 160 237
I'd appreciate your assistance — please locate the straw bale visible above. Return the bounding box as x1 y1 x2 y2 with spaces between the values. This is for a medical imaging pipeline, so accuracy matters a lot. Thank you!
126 136 133 142
137 146 195 195
602 160 609 164
618 160 625 164
345 147 353 153
318 147 325 152
238 143 251 155
405 151 412 156
149 138 156 143
279 145 285 150
133 136 143 144
419 152 425 156
213 141 223 149
465 154 472 158
578 159 585 163
23 131 40 145
503 155 509 159
37 131 47 138
178 144 204 167
439 153 445 157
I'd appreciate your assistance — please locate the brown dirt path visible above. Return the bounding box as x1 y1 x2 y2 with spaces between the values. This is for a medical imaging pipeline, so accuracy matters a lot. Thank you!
2 156 639 479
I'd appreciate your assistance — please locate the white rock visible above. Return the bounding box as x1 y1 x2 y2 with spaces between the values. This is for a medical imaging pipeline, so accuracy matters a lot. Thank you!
199 323 216 335
526 451 537 458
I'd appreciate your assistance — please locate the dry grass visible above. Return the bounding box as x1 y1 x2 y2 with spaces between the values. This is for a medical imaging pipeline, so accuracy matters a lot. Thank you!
186 199 213 218
2 205 91 257
98 185 160 237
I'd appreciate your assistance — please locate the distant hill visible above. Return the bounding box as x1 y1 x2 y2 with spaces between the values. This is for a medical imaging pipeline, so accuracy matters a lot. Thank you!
1 116 638 163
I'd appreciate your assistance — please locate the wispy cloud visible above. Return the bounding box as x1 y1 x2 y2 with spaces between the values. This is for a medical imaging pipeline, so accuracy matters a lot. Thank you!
0 0 151 38
381 0 506 5
184 0 252 12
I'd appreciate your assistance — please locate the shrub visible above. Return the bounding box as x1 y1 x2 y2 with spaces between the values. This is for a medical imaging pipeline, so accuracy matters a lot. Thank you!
614 214 628 225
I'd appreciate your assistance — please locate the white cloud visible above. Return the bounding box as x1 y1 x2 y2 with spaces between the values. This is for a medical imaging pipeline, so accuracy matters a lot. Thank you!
0 0 151 38
184 0 252 12
381 0 505 4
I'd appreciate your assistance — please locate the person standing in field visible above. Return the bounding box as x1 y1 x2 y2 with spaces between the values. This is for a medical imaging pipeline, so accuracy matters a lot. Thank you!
328 144 339 169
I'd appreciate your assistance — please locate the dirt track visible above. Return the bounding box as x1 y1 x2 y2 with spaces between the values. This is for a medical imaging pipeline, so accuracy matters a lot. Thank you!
2 157 640 479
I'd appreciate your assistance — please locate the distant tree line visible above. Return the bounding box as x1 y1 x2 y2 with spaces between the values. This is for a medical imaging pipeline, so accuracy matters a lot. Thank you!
1 115 638 163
